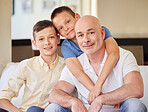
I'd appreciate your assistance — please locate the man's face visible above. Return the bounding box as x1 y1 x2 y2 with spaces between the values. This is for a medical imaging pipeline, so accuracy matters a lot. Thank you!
52 12 78 40
33 27 60 58
75 16 105 55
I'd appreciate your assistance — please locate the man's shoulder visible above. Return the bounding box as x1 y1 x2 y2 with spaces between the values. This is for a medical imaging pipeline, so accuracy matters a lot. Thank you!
119 47 134 58
77 53 89 68
77 53 87 61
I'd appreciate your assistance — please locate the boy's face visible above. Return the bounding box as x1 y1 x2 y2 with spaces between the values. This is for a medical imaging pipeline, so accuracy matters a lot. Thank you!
33 27 60 57
52 11 79 40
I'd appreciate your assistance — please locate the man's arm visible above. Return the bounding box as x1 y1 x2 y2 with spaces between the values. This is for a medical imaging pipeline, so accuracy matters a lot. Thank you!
88 71 144 112
0 99 23 112
48 81 87 112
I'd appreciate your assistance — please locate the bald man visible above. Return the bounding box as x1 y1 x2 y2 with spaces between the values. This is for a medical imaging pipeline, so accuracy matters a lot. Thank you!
45 15 147 112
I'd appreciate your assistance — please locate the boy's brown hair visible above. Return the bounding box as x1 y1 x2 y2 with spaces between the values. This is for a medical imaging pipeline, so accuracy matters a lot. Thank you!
51 6 75 21
33 20 57 40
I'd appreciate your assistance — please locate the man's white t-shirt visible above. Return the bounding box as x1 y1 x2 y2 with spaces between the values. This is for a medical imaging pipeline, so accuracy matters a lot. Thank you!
59 47 139 110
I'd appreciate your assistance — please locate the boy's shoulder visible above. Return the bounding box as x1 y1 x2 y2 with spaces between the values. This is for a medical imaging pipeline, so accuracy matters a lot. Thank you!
18 56 39 67
57 55 65 66
62 39 74 47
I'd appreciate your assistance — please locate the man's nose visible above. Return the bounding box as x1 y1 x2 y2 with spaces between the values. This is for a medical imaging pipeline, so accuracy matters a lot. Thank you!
84 35 90 42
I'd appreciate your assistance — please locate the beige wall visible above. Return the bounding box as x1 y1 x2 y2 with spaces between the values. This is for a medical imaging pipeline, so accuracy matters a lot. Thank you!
97 0 148 38
0 0 11 77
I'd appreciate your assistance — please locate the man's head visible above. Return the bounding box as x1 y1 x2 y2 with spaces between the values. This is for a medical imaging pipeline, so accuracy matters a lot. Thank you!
75 15 105 56
51 6 80 41
32 20 60 57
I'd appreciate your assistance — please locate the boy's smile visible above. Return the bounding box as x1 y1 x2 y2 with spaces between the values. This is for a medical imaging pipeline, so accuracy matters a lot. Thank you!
33 27 60 58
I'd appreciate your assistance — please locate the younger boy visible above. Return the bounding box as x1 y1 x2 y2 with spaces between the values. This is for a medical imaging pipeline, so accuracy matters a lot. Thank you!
0 20 65 112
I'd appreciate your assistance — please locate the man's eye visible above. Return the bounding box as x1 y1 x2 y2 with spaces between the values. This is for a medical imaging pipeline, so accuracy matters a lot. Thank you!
78 34 83 38
90 32 94 34
50 36 54 39
67 20 70 23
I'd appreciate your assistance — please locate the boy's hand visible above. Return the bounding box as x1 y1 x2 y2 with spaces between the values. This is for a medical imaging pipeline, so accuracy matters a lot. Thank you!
87 85 102 105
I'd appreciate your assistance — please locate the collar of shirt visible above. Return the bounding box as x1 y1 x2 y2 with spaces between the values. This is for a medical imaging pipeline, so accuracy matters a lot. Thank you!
38 55 59 72
81 49 108 71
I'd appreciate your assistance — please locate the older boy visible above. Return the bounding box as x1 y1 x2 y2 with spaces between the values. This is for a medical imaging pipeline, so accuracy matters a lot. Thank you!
0 20 65 112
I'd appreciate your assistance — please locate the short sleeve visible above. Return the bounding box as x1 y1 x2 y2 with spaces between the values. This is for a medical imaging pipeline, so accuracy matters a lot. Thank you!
122 49 139 77
59 66 75 87
61 39 83 59
101 26 113 40
61 42 77 59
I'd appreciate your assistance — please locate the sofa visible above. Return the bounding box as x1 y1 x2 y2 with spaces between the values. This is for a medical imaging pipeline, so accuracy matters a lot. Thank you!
0 62 148 110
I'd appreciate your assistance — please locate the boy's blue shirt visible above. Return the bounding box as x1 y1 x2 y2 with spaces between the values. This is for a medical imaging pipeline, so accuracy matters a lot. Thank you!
61 26 113 59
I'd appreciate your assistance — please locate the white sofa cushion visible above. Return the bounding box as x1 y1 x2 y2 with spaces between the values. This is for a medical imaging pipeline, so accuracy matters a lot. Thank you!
0 62 25 107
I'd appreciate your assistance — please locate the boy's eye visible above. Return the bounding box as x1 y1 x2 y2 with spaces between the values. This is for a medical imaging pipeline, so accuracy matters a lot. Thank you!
39 38 43 41
67 20 70 23
59 27 63 31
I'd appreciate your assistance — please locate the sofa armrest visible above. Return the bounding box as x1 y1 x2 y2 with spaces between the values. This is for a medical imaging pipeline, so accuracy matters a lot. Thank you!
0 62 24 107
139 66 148 109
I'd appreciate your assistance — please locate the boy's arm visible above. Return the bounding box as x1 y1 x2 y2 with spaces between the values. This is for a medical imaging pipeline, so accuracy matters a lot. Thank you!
99 36 119 84
65 57 94 91
88 29 119 104
0 99 23 112
61 40 94 91
97 37 119 87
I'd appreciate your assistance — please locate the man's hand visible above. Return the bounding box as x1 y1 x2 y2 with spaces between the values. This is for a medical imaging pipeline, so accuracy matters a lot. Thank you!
71 98 88 112
88 96 103 112
87 85 102 105
114 104 120 109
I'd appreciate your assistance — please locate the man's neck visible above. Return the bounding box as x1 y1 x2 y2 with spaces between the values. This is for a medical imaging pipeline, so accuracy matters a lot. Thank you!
88 48 105 64
87 47 105 75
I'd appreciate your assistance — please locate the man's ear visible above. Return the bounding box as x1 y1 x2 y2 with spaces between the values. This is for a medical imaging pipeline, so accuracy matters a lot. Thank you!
75 13 80 21
32 40 38 48
101 28 105 40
